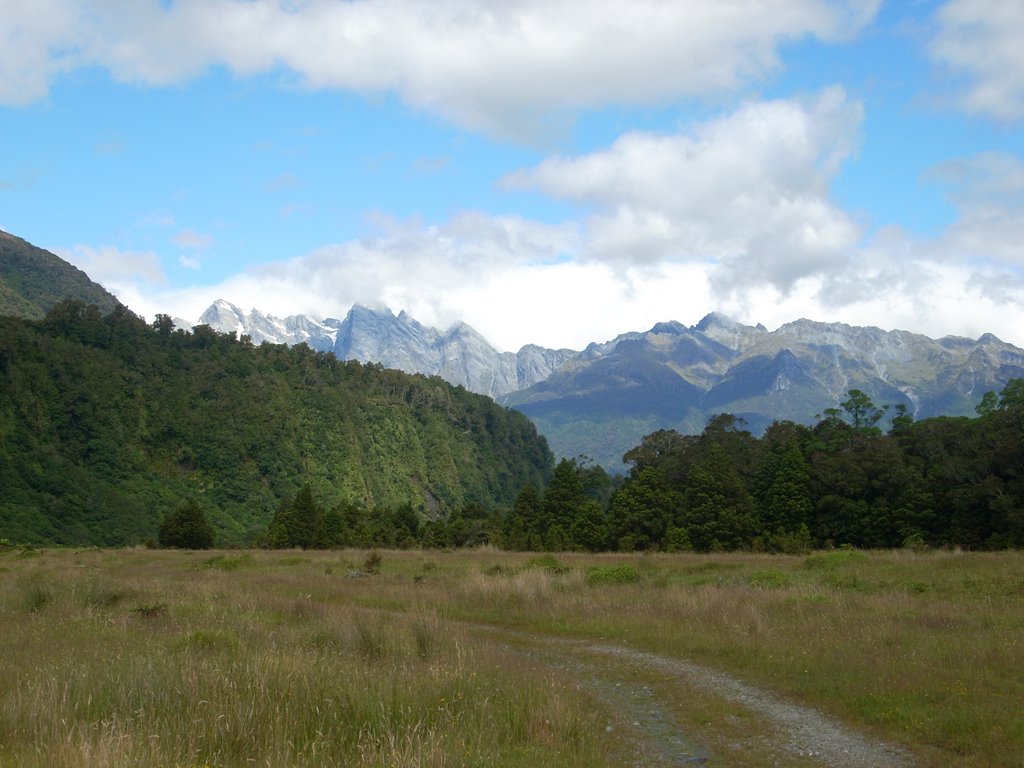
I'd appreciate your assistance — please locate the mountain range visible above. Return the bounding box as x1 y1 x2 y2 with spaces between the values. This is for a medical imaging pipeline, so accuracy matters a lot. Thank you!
192 300 1024 469
188 299 576 398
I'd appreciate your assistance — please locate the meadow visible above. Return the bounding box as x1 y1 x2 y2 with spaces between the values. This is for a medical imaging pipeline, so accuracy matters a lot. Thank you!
0 546 1021 767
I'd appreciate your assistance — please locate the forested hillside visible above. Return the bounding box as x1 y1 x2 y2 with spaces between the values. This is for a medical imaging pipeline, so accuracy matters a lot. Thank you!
0 231 121 320
0 302 552 546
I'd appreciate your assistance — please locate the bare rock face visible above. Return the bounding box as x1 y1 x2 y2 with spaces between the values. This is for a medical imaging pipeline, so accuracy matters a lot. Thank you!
196 299 339 352
195 300 578 397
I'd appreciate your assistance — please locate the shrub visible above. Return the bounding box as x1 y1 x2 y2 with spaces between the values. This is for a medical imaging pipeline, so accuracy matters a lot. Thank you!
174 629 239 653
130 602 167 618
363 551 383 575
585 564 640 585
158 499 215 549
748 569 793 589
526 553 568 573
203 554 252 571
354 615 387 660
802 549 866 570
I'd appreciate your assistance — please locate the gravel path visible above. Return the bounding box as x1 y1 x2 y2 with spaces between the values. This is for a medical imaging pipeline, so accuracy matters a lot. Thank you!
584 642 915 768
477 625 915 768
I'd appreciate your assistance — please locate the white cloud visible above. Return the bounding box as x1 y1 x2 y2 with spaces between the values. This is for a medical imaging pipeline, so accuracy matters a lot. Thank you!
930 0 1024 120
55 244 173 318
0 0 881 137
505 87 865 294
0 0 80 104
178 255 202 270
56 244 165 285
108 221 1024 351
172 229 214 249
926 151 1024 269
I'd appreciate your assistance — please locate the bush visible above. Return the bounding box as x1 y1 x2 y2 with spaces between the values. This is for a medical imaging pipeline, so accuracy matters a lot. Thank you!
526 553 568 573
17 575 54 613
585 564 640 585
158 499 215 549
363 551 382 575
748 569 793 589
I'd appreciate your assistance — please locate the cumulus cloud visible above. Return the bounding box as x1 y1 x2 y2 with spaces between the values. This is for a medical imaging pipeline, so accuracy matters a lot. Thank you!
83 81 1024 350
243 211 580 321
0 0 80 104
930 0 1024 120
505 87 865 294
108 212 587 348
0 0 880 137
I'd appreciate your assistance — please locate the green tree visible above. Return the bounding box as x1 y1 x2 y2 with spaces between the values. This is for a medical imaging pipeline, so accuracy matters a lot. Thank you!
539 457 611 550
681 444 758 551
607 467 679 551
976 390 999 416
158 499 214 549
504 484 543 550
840 389 888 434
266 485 322 549
758 441 813 542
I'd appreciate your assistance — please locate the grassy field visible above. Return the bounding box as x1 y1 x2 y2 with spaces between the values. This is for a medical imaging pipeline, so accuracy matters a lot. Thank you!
1 547 1021 767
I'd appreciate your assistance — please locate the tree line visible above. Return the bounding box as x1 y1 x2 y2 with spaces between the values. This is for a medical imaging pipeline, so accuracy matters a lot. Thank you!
509 384 1024 552
227 382 1023 552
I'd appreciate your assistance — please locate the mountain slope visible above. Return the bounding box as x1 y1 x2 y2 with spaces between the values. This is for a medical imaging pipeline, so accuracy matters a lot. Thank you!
504 314 1024 468
0 230 121 319
0 304 552 547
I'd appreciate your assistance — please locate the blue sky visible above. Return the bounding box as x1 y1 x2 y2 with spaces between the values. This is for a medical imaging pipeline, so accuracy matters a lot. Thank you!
2 0 1024 351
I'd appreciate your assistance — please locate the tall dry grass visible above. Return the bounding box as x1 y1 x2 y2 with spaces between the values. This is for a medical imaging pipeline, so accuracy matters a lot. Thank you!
0 548 615 767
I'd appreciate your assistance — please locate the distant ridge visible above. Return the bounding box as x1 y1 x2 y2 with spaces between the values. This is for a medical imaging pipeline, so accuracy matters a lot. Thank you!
505 313 1024 467
0 230 121 319
193 299 1024 468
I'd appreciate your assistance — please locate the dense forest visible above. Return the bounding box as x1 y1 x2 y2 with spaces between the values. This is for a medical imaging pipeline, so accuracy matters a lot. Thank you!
499 386 1024 552
258 381 1024 553
0 301 552 546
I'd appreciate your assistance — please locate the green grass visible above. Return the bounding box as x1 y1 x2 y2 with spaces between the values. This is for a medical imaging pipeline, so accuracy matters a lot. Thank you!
1 547 1022 767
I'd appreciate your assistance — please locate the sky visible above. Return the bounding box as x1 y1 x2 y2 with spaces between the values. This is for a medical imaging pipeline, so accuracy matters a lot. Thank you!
2 0 1024 352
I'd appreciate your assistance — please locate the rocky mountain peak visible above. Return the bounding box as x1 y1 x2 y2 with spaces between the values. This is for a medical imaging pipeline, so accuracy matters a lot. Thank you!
694 312 764 351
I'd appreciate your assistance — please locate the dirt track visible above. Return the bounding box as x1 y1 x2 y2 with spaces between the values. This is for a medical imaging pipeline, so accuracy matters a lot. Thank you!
477 627 916 768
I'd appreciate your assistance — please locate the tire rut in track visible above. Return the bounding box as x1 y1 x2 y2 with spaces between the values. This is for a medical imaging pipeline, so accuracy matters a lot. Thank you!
473 626 915 768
